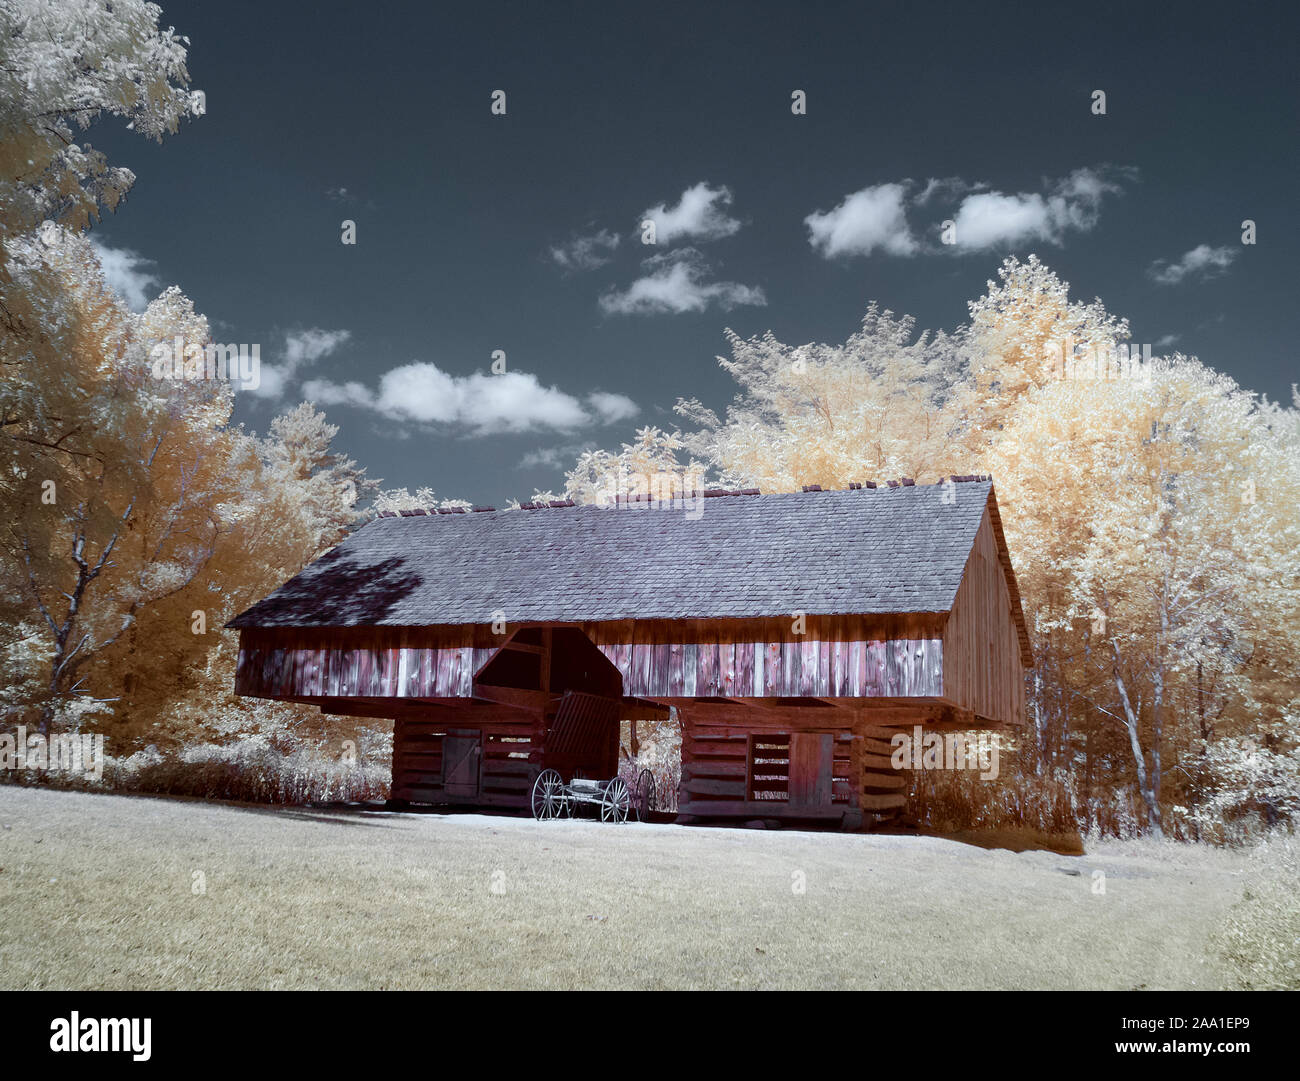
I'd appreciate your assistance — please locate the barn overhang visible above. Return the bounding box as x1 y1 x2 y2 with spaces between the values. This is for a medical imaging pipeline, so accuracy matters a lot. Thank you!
231 613 1016 727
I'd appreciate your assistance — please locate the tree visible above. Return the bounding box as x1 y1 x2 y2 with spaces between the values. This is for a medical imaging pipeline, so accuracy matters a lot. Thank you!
0 232 377 746
0 2 383 765
565 255 1300 836
0 0 196 256
987 356 1300 835
1 231 240 732
673 305 968 491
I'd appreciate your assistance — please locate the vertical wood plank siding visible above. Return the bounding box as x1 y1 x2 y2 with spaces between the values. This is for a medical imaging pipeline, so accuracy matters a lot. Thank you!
594 637 942 698
942 509 1027 724
236 634 945 700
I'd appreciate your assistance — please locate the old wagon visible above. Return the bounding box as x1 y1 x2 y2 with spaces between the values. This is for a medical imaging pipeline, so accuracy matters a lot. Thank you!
530 767 656 822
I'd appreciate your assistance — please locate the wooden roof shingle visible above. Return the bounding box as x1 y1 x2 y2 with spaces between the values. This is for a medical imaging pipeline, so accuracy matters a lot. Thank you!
229 480 1030 660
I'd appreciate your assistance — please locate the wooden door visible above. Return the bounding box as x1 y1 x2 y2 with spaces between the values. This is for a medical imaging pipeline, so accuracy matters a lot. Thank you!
788 732 833 809
442 732 481 798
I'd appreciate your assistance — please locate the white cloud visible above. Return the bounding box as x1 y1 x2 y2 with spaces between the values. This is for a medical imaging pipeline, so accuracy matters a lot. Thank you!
89 238 161 311
804 183 917 258
641 182 741 244
1147 244 1238 285
302 363 641 435
599 249 766 315
298 377 372 407
950 191 1055 249
246 328 352 399
519 441 599 469
1155 333 1181 348
285 328 351 366
586 391 640 423
550 228 620 271
949 167 1130 251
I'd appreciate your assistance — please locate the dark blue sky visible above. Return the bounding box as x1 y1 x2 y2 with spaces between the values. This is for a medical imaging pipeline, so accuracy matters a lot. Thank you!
90 0 1298 505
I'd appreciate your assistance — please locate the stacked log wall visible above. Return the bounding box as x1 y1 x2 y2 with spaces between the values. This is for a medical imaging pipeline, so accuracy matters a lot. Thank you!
860 729 908 816
391 711 543 807
677 711 856 821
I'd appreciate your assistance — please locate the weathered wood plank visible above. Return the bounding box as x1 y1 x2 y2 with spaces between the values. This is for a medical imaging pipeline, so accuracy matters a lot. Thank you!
860 792 907 810
677 800 844 819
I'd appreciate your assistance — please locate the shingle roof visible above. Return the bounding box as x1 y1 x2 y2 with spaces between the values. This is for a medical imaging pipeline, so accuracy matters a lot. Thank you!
229 480 1026 645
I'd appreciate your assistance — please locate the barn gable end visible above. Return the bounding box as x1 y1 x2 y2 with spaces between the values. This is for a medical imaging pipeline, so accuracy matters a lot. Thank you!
942 503 1028 724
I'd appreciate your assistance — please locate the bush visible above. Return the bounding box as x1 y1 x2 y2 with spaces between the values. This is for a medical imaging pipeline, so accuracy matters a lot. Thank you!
1 729 392 805
910 762 1082 836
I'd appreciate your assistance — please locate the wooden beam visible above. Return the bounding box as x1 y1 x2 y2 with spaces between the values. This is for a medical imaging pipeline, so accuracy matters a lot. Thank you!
620 696 672 720
676 800 846 820
471 684 551 712
684 704 854 728
313 697 473 719
500 641 545 655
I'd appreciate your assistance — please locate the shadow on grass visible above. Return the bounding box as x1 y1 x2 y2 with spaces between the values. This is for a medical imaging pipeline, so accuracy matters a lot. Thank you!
903 824 1087 855
50 788 407 830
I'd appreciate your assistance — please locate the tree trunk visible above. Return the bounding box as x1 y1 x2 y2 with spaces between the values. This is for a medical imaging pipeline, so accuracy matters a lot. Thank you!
1111 643 1163 837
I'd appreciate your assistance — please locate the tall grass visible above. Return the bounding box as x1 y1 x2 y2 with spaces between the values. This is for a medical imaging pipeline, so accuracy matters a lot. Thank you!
910 766 1083 836
1 732 392 805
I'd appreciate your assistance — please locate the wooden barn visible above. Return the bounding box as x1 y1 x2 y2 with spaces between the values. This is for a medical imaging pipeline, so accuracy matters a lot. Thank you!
229 476 1032 827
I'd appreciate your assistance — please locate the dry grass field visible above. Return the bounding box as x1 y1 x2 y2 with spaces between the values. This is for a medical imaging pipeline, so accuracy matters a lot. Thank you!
0 785 1272 990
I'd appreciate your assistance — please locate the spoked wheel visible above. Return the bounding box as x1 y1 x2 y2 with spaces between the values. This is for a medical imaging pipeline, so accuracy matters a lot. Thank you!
531 769 568 820
634 769 656 821
600 777 631 823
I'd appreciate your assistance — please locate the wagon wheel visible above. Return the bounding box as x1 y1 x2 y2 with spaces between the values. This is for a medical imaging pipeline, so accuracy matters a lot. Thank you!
531 769 567 820
600 777 631 823
634 769 656 821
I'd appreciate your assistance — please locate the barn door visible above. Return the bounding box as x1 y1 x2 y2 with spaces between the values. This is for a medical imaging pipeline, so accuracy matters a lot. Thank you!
442 731 482 798
788 733 833 809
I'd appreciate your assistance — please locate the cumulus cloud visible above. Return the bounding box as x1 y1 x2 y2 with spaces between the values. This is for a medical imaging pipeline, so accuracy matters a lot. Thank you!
599 248 766 315
89 238 161 311
1147 244 1238 285
549 228 620 271
640 182 741 244
519 440 599 469
301 363 640 435
948 167 1132 251
586 390 640 422
804 183 917 258
247 328 352 399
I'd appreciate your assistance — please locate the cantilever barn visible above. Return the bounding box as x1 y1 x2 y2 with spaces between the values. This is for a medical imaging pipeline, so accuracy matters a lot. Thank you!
229 477 1032 827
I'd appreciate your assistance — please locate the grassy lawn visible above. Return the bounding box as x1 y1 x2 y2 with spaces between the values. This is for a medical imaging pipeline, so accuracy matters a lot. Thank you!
0 785 1257 990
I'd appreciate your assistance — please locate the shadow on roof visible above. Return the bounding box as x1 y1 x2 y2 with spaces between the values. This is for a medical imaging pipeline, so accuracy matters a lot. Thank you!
235 551 423 627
